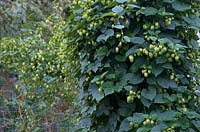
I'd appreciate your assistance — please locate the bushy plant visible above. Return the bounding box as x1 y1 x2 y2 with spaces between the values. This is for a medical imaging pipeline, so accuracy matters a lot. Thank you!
68 0 200 131
0 16 79 106
0 15 79 131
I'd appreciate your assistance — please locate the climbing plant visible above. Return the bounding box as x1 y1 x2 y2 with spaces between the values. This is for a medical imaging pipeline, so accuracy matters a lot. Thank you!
0 14 79 131
68 0 200 131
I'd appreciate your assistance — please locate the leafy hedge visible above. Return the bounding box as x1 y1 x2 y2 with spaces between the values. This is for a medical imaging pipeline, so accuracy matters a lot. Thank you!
0 15 79 131
0 15 79 106
68 0 200 131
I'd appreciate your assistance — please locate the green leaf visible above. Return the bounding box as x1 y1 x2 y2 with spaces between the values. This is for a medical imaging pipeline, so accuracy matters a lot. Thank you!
124 73 133 81
156 56 167 64
158 38 173 44
186 111 200 119
175 43 187 49
129 113 145 124
112 6 124 13
80 116 92 128
151 124 167 132
149 36 157 41
130 37 145 44
166 94 177 102
158 12 174 16
163 0 175 3
154 94 169 104
178 118 190 129
108 113 118 131
139 7 157 16
141 97 152 108
124 85 133 91
79 76 86 87
147 77 157 85
178 86 187 93
88 60 102 72
136 127 151 132
114 25 125 29
97 34 106 42
128 73 144 85
96 29 114 42
141 86 157 101
105 73 116 80
115 79 127 92
119 118 131 132
162 63 173 69
116 0 127 3
123 36 130 42
169 80 178 89
183 15 200 29
87 105 96 115
130 56 146 73
125 45 138 57
103 81 115 96
157 78 169 88
161 111 182 121
195 90 200 97
188 128 196 132
96 46 108 57
192 120 200 131
102 79 126 95
91 75 101 83
127 4 140 9
118 101 135 117
97 125 109 132
105 29 114 38
172 1 191 11
88 84 104 103
75 8 83 14
115 55 126 62
152 62 164 77
102 12 117 17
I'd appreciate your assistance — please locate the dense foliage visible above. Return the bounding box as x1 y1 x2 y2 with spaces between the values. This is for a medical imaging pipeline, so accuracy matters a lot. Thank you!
1 0 200 131
68 0 200 131
0 15 79 131
0 0 70 37
0 16 78 105
0 0 80 130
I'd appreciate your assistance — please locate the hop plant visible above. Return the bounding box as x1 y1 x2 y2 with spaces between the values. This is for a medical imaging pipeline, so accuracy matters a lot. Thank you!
68 0 200 131
0 15 79 110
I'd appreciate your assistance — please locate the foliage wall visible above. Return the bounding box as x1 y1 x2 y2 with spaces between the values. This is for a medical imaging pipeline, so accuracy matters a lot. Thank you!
0 15 79 131
0 1 79 131
67 0 200 131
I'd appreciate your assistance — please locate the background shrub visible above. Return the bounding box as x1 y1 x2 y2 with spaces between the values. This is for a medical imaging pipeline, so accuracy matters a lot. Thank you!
0 15 79 132
0 15 79 106
68 0 200 131
0 0 70 37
